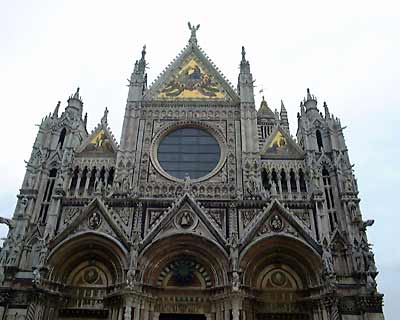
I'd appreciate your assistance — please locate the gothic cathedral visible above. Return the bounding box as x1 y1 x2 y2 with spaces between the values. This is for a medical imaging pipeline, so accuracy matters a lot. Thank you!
0 25 384 320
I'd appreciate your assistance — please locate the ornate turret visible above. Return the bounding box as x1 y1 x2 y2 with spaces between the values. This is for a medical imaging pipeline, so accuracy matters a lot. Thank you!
66 87 83 118
304 88 318 112
237 46 255 104
127 45 148 102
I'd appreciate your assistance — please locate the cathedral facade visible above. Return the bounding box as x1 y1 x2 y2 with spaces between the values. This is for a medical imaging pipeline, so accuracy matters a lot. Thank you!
0 25 384 320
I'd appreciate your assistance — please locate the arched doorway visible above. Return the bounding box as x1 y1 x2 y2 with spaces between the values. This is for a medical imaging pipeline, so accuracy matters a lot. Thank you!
139 234 229 317
46 232 127 319
241 236 321 320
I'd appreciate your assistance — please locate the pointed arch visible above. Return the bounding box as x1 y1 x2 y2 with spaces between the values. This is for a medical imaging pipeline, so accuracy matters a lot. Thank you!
58 128 67 149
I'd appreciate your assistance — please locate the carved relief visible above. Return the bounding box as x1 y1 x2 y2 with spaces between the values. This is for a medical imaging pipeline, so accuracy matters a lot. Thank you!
88 211 102 230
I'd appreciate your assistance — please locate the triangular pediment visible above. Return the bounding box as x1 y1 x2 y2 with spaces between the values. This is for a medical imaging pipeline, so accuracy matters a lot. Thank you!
241 200 321 254
142 193 226 248
261 126 305 160
51 198 129 249
76 120 118 157
144 43 239 102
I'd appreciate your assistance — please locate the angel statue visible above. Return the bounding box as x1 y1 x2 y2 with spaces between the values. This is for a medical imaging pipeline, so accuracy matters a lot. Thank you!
188 22 200 44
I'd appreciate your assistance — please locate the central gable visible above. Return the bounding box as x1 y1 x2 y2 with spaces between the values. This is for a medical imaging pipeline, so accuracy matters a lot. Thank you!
144 43 239 102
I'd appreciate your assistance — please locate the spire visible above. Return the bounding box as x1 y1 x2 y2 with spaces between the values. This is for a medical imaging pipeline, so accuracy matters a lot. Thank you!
323 101 330 119
128 46 148 102
66 87 83 118
83 112 88 129
280 99 290 132
304 88 318 112
188 22 200 45
237 46 254 103
52 101 60 118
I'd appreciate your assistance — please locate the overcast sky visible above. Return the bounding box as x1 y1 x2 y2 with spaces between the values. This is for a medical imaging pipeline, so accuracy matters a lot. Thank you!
0 0 399 317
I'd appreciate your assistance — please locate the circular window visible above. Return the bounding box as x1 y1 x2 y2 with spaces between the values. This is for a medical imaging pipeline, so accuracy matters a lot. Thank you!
157 127 221 180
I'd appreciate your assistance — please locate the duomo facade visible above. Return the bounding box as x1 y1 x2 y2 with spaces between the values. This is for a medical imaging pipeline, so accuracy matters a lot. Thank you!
0 25 384 320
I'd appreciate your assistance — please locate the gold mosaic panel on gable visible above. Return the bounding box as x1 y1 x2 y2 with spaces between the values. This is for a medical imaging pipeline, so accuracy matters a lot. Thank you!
157 56 227 100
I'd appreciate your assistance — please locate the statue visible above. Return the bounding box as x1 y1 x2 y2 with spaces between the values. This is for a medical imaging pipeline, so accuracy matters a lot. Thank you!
245 173 266 199
362 243 377 273
352 240 364 272
322 241 335 275
347 201 358 220
126 231 141 288
271 181 278 197
16 197 28 218
37 237 48 267
0 239 10 266
32 268 41 287
55 170 64 189
188 22 200 43
345 177 353 193
126 268 135 288
184 174 192 193
88 211 102 230
232 271 240 291
228 233 239 271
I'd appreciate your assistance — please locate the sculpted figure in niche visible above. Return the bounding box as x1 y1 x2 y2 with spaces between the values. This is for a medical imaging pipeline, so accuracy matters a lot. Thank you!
16 197 28 218
37 237 48 267
88 211 102 230
352 240 364 272
270 215 283 232
127 230 141 288
232 271 240 291
322 240 335 275
0 239 10 266
184 174 192 193
178 211 193 228
362 242 377 273
345 177 354 193
347 201 360 221
228 233 239 271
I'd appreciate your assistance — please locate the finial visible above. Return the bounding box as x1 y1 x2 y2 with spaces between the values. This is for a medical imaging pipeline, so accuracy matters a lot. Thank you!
102 107 109 124
84 112 88 128
53 101 60 118
141 45 146 60
281 99 285 109
306 88 312 100
323 101 330 118
241 46 246 62
188 22 200 44
72 87 81 99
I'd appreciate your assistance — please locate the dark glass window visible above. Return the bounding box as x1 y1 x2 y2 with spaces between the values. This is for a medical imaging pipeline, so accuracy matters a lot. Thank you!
157 128 221 179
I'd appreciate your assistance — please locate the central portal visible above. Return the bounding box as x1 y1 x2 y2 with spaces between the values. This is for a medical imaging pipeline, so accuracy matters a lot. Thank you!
160 314 206 320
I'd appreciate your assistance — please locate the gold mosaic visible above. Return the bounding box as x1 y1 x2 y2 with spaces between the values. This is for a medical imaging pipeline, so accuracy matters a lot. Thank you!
158 58 225 99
